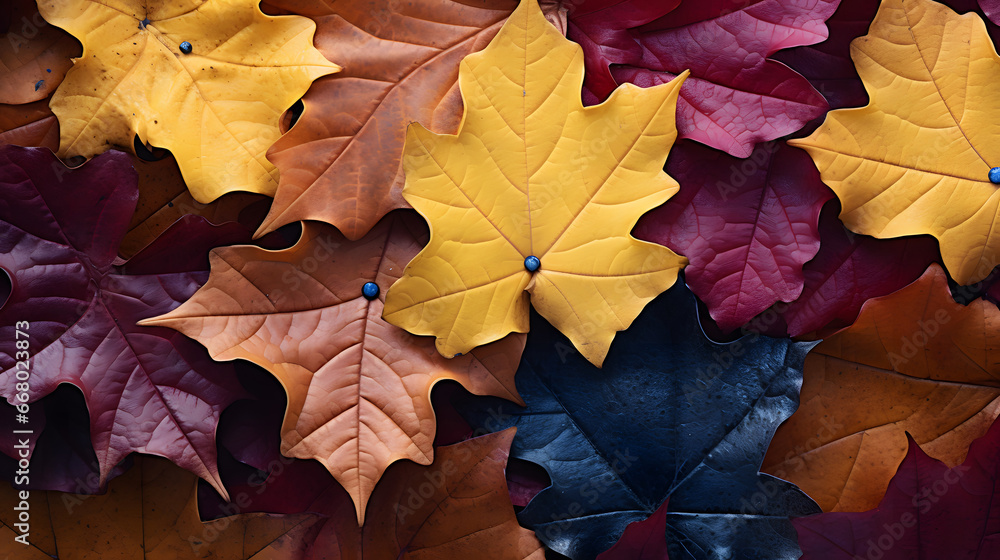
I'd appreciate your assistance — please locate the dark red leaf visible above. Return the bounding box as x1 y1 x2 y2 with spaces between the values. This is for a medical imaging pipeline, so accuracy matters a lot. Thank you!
634 141 832 332
568 0 837 156
565 0 679 104
771 0 874 111
794 419 1000 559
597 500 670 560
757 202 940 337
982 0 1000 24
0 146 245 498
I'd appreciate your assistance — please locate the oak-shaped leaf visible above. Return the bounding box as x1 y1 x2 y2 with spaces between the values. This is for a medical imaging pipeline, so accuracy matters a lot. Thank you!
794 417 1000 559
763 264 1000 513
0 455 317 560
141 211 527 523
0 145 249 499
455 283 820 559
382 0 687 367
257 0 566 240
790 0 1000 285
0 0 78 104
40 0 339 201
567 0 836 157
634 140 832 332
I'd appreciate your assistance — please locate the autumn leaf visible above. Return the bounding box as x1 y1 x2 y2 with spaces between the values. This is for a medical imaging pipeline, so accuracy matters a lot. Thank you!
0 455 317 560
564 0 678 105
0 97 58 150
758 202 940 338
120 153 270 259
596 501 670 560
0 0 79 104
634 140 832 332
771 0 875 111
0 146 248 499
455 284 820 559
141 212 527 523
303 430 544 559
763 264 1000 513
981 0 1000 24
39 0 339 202
203 425 543 559
790 0 1000 285
382 0 687 367
257 0 566 240
567 0 836 157
794 418 1000 559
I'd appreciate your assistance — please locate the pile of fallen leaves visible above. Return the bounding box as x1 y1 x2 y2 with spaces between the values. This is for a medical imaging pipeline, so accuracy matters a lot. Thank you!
3 0 1000 558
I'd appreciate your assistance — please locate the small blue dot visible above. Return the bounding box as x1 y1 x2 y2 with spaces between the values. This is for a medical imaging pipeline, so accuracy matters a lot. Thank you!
524 255 540 272
179 41 192 54
362 282 380 300
990 167 1000 184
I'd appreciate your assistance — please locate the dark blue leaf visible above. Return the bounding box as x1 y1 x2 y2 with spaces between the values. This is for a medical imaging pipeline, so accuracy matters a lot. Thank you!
456 283 820 559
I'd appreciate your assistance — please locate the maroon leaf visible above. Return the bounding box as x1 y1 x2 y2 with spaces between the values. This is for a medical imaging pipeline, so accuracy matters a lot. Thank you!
565 0 679 104
794 418 1000 559
15 385 132 494
634 141 832 332
771 0 874 111
119 215 252 275
596 500 670 560
982 0 1000 24
0 145 245 498
755 202 940 337
775 0 1000 113
568 0 837 157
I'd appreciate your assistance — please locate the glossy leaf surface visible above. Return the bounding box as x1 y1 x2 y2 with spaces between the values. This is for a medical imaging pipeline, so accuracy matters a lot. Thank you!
457 284 819 559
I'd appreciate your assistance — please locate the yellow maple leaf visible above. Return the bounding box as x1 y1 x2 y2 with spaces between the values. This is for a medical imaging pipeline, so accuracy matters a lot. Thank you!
41 0 339 201
382 0 688 367
790 0 1000 285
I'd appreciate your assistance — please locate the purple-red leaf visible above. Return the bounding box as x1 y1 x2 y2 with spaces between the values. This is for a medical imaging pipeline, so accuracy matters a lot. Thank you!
758 202 940 337
568 0 837 156
771 0 874 111
980 0 1000 24
566 0 678 104
0 145 245 498
634 140 832 332
794 418 1000 559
